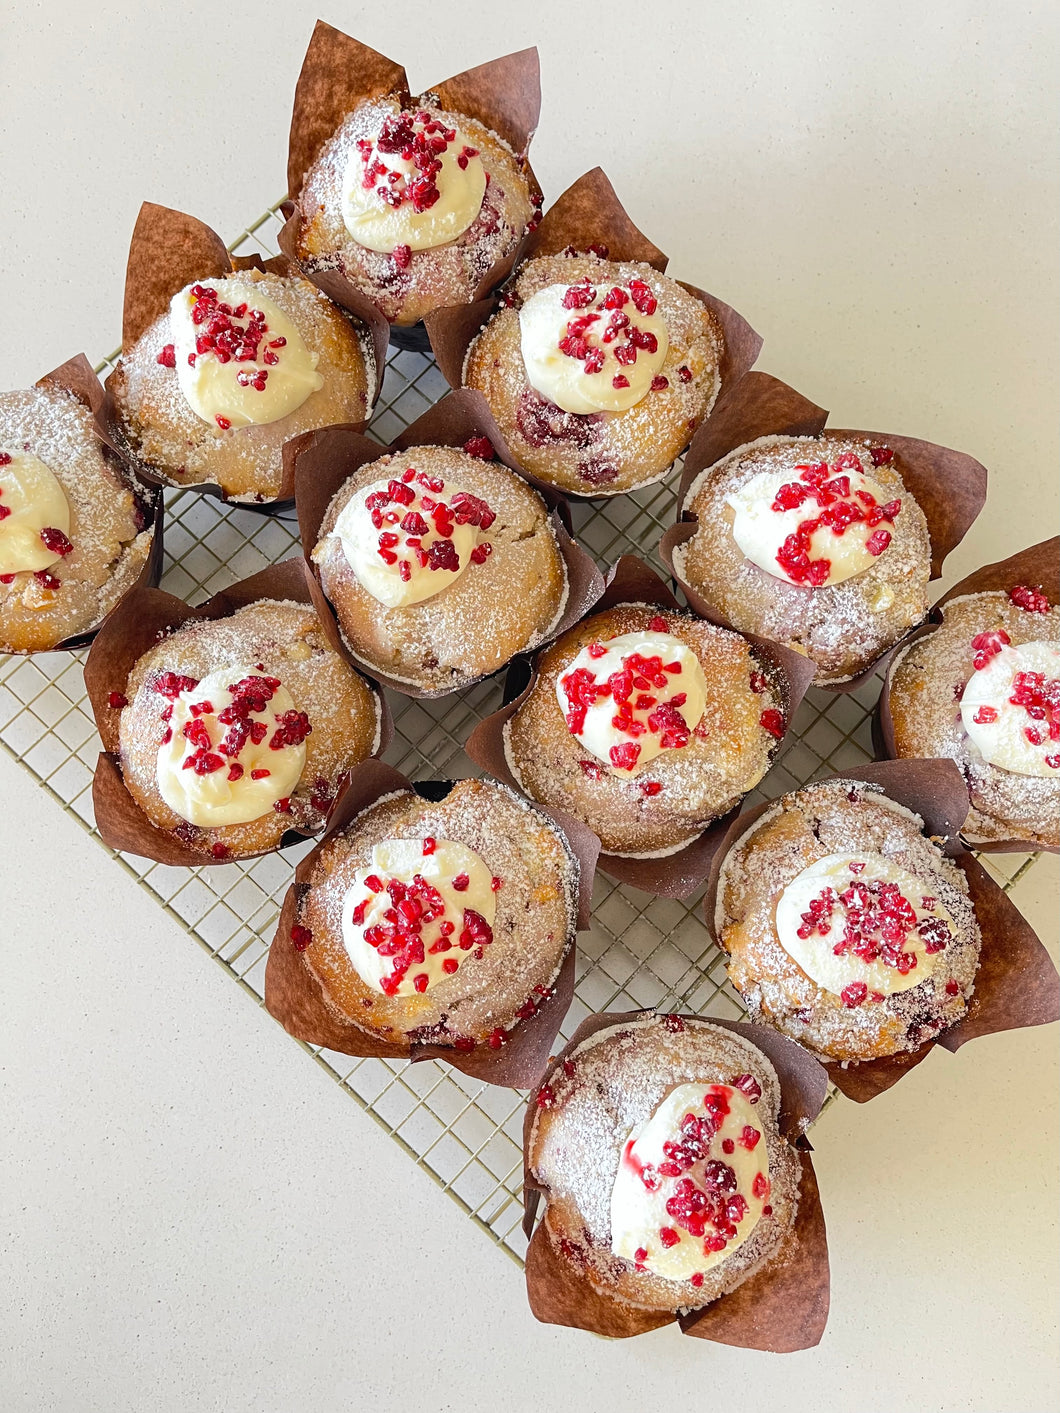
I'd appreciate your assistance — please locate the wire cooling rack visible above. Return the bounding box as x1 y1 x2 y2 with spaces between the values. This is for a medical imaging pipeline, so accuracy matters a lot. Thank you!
0 200 1042 1266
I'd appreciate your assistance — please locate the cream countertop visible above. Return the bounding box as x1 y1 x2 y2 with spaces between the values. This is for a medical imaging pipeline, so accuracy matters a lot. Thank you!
0 2 1057 1410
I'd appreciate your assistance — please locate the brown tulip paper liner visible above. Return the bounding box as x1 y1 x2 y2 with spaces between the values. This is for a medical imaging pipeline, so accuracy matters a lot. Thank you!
424 168 763 500
466 555 816 898
102 202 388 514
521 1010 829 1348
660 371 989 692
291 396 604 699
702 759 1059 1102
83 558 392 867
18 354 164 653
263 758 597 1087
878 536 1060 854
279 22 542 334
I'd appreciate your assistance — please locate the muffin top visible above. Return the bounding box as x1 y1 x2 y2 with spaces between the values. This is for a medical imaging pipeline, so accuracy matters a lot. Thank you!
296 97 536 325
888 586 1060 845
465 252 722 495
1 382 153 653
677 433 932 683
312 443 567 693
528 1014 801 1313
111 268 373 500
505 603 785 855
295 778 578 1047
118 599 380 859
716 779 982 1063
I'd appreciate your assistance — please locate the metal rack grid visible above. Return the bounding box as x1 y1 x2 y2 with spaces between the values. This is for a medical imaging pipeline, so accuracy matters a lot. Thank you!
0 200 1041 1268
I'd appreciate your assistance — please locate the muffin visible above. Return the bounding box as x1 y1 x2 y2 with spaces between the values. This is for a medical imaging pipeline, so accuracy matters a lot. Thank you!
1 379 154 653
715 778 982 1063
287 778 578 1050
888 584 1060 847
676 433 932 684
527 1014 802 1314
311 443 568 693
504 603 786 856
114 599 381 859
110 267 374 501
464 251 722 495
293 96 538 327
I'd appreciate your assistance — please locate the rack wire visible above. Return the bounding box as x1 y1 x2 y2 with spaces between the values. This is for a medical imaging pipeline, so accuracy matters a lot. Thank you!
0 199 1041 1267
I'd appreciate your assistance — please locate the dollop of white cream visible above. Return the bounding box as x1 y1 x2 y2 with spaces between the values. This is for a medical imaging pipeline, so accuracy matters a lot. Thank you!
727 464 898 587
610 1082 769 1281
340 837 497 996
775 852 954 997
169 279 324 430
0 448 71 575
341 115 486 253
155 665 308 826
519 280 669 415
961 640 1060 777
554 629 706 777
327 468 494 609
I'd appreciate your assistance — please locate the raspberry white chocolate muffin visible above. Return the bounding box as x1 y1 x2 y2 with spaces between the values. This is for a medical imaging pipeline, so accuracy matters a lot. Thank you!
0 382 154 654
716 779 982 1063
676 434 932 684
110 269 374 501
505 604 786 856
527 1014 801 1314
312 444 567 693
464 252 722 495
116 600 381 860
294 98 537 327
888 585 1060 846
289 778 578 1049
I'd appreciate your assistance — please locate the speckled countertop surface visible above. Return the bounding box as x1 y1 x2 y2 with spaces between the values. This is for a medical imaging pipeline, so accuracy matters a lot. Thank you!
1 3 1057 1410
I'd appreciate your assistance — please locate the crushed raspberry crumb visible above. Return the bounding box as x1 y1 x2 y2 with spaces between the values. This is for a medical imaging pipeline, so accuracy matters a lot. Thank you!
291 924 313 951
107 692 128 709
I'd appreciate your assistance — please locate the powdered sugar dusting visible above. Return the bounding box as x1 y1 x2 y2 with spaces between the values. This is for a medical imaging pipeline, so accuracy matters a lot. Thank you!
717 779 981 1063
466 253 721 496
507 603 784 854
0 383 152 652
111 270 372 501
677 434 931 683
528 1014 800 1313
298 778 578 1045
296 96 535 325
119 599 379 858
315 445 567 692
889 590 1060 845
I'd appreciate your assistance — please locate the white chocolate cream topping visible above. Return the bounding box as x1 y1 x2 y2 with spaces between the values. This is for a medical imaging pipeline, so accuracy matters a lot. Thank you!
519 277 670 415
961 637 1060 777
154 665 310 827
555 625 707 777
340 837 497 996
165 279 324 430
341 110 487 255
726 450 901 588
0 448 73 575
775 852 954 1004
610 1081 770 1281
326 466 496 609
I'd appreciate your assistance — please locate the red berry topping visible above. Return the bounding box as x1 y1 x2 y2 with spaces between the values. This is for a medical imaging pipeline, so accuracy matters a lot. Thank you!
945 979 961 997
210 842 230 860
462 435 494 460
108 691 128 710
841 981 868 1008
537 1084 556 1110
759 708 785 739
291 924 313 951
40 526 73 556
392 244 412 269
659 1227 680 1249
971 628 1010 670
33 569 60 591
640 780 662 797
732 1073 762 1103
1009 584 1051 614
156 344 176 367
